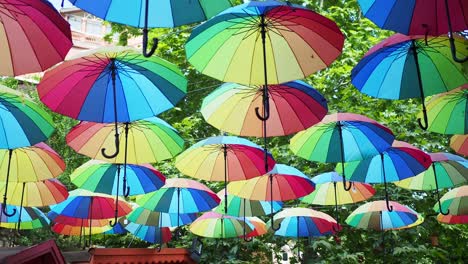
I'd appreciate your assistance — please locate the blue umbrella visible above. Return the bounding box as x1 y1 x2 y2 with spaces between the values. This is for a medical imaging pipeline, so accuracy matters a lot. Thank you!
124 222 172 245
68 0 233 57
127 207 197 227
103 222 127 235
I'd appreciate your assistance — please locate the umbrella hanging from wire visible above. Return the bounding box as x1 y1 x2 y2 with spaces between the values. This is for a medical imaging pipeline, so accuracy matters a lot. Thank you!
418 85 467 135
227 164 315 231
300 171 375 230
451 134 468 156
175 135 275 216
336 140 431 211
70 160 166 226
290 113 395 191
68 0 233 57
49 189 132 247
0 85 55 149
357 0 468 62
394 152 467 215
351 34 467 130
0 143 65 217
0 0 72 76
0 205 49 231
38 47 187 158
189 211 254 239
200 81 328 137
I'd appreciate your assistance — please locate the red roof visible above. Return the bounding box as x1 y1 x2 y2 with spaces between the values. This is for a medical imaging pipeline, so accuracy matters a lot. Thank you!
0 240 65 264
89 248 196 264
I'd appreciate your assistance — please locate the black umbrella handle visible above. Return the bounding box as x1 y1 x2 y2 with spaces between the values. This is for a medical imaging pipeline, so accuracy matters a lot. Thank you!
102 59 120 158
444 0 468 63
142 0 158 57
2 150 16 217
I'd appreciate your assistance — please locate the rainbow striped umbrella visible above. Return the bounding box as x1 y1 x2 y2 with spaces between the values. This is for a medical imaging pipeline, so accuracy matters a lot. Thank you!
419 85 467 135
123 222 172 244
189 212 254 239
69 0 232 57
66 117 184 164
290 113 395 190
435 185 468 216
48 211 109 227
271 208 338 237
391 214 424 230
394 153 467 215
200 81 328 137
351 34 467 129
337 141 431 211
243 217 268 239
0 0 72 76
38 47 187 158
437 214 468 225
214 189 283 217
451 134 468 156
0 179 68 207
0 205 49 231
52 223 112 236
127 207 197 227
357 0 468 62
301 172 375 226
345 201 419 231
0 85 55 149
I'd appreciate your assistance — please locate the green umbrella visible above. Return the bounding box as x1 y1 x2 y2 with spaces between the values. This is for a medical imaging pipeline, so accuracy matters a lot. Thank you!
434 185 468 215
419 85 467 135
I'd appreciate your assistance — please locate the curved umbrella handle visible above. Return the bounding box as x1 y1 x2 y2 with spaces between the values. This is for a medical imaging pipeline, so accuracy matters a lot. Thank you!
385 197 394 212
2 203 16 217
342 175 352 191
123 186 131 198
101 131 120 158
436 190 450 215
142 29 159 58
417 109 429 130
448 37 468 63
109 214 118 227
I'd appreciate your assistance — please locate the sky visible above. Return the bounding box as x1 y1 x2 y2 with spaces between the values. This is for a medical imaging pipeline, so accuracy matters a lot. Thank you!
48 0 73 9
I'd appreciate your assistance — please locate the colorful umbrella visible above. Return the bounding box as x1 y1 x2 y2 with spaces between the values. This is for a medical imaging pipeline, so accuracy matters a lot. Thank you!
357 0 468 62
214 189 283 217
38 47 187 158
71 160 166 226
66 117 184 164
0 0 72 76
419 85 467 134
200 81 328 137
48 211 109 227
0 143 65 216
227 164 315 230
136 178 220 213
435 185 468 215
123 222 172 244
0 179 68 207
0 205 49 231
451 134 468 156
175 136 275 214
391 214 425 230
103 222 127 235
52 223 112 236
189 211 254 239
127 207 197 227
337 141 431 211
69 0 233 57
437 214 468 224
351 34 467 129
49 189 132 247
0 85 55 149
301 172 375 226
290 113 395 190
271 208 338 237
394 153 467 215
242 217 268 239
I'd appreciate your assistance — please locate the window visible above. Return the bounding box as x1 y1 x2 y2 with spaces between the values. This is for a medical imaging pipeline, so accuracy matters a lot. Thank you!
85 20 103 36
68 15 82 32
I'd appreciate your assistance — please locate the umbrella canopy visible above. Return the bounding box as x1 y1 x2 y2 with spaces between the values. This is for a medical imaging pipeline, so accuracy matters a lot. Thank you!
391 214 425 230
186 0 344 85
290 113 394 190
71 160 166 196
419 85 467 135
103 222 127 235
200 81 328 137
48 211 109 227
243 217 268 239
345 201 419 231
189 212 254 239
175 136 275 182
136 178 220 214
52 223 113 236
437 214 468 225
435 185 468 215
351 34 467 129
66 117 185 164
0 85 55 149
451 134 468 156
38 48 187 123
0 0 72 76
271 208 338 237
357 0 467 36
227 164 315 202
0 179 68 207
69 0 233 57
127 207 197 227
0 205 49 230
49 189 132 220
301 172 376 206
123 222 172 244
214 189 283 217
